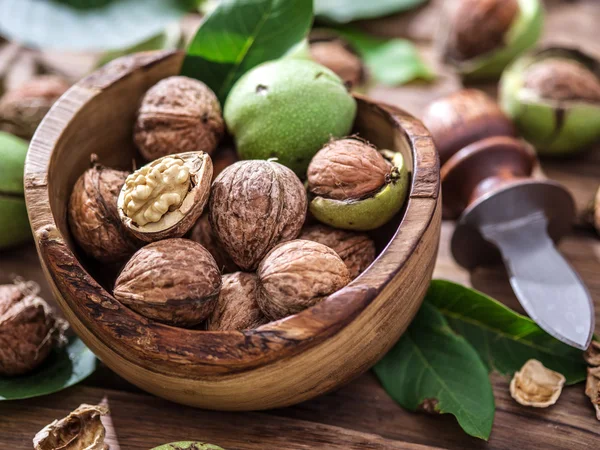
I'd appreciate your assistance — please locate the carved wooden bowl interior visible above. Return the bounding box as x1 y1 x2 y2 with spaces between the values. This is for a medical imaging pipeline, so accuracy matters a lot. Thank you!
24 50 441 410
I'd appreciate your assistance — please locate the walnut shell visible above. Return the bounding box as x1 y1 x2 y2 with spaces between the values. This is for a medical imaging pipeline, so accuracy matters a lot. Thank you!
0 75 69 139
210 160 307 271
206 272 268 331
189 213 239 274
299 224 376 279
118 152 213 243
211 145 239 182
0 283 67 376
68 160 138 263
523 58 600 103
256 240 351 320
307 138 391 201
309 40 364 88
509 359 565 408
134 76 224 160
113 239 221 327
446 0 519 61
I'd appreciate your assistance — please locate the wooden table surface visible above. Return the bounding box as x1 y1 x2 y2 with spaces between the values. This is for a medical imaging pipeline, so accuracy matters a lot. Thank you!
1 1 600 449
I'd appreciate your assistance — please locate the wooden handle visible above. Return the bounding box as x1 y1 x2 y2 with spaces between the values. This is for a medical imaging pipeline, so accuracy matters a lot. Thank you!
441 136 536 219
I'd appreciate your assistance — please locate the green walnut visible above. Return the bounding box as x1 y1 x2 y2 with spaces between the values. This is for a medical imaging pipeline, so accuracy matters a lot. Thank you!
0 132 31 249
500 47 600 155
442 0 543 80
224 59 357 176
307 138 409 231
151 443 224 450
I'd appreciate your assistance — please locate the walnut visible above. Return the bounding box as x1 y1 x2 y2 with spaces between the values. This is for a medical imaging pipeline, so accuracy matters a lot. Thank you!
446 0 519 61
68 157 139 263
523 58 600 103
299 224 376 279
309 40 364 88
33 403 109 450
211 145 239 181
0 280 67 376
113 239 221 327
118 152 212 242
585 340 600 366
307 138 392 201
0 75 69 139
189 213 239 274
256 240 350 320
134 76 224 160
210 160 307 271
509 359 565 408
585 366 600 421
206 272 268 331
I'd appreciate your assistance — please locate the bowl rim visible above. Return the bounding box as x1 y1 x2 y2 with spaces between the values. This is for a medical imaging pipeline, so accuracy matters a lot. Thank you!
24 50 440 377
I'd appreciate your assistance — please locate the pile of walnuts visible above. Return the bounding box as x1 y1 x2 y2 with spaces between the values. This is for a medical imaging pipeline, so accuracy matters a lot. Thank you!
67 76 400 332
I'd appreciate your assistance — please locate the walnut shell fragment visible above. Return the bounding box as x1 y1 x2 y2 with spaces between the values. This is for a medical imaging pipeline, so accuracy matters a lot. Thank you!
114 239 221 327
585 366 600 421
510 359 566 408
134 76 224 160
299 224 376 279
189 213 239 274
257 240 351 320
0 281 67 376
33 403 109 450
585 340 600 366
206 272 268 331
118 152 212 243
210 160 307 271
68 158 138 263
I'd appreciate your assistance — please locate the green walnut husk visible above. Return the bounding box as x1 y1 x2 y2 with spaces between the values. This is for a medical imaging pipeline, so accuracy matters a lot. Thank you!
500 47 600 155
151 443 224 450
0 131 31 249
309 150 409 231
444 0 544 80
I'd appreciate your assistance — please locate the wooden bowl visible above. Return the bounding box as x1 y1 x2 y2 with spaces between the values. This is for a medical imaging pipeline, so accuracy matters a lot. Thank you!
24 50 441 410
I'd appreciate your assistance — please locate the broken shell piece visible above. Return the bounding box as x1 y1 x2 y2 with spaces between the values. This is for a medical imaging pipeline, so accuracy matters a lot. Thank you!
510 359 565 407
585 366 600 421
33 403 109 450
584 340 600 366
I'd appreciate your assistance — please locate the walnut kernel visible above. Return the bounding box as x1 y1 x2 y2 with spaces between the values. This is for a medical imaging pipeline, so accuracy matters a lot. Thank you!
585 366 600 421
118 152 212 242
206 272 268 331
210 160 307 271
113 239 221 327
300 224 376 279
509 359 565 408
134 76 224 160
257 240 350 320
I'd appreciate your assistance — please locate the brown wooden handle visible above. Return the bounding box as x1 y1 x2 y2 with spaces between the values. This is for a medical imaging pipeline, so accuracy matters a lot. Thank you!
441 136 536 219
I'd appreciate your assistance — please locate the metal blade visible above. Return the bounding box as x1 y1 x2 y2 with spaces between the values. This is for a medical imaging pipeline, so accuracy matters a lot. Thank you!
479 210 594 350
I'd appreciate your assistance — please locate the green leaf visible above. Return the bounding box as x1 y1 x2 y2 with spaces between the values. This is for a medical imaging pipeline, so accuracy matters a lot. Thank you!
181 0 313 103
0 0 194 51
0 337 97 400
315 0 429 24
336 28 435 85
427 280 587 384
374 302 495 441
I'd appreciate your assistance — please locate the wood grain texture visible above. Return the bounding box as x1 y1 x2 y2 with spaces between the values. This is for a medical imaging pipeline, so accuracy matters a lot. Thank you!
23 51 440 409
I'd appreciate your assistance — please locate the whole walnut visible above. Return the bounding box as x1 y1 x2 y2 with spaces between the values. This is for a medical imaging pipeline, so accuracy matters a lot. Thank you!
211 145 239 181
113 239 221 327
523 58 600 103
68 158 139 263
0 281 67 376
206 272 268 331
257 240 350 320
210 160 307 271
307 138 391 200
189 213 239 274
0 75 70 139
447 0 519 61
310 39 364 88
300 224 376 279
134 76 224 160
